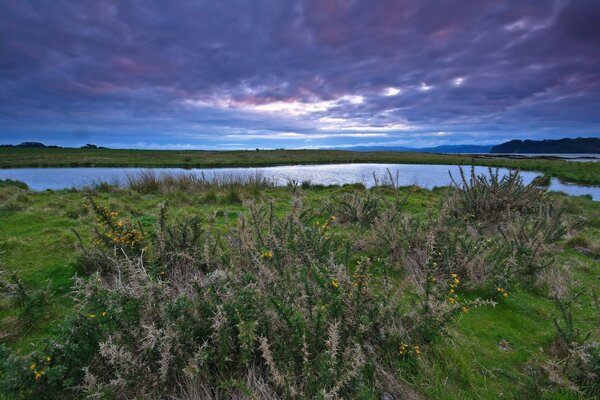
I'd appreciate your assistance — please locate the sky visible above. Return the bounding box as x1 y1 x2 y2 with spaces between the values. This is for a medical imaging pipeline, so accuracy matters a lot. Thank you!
0 0 599 150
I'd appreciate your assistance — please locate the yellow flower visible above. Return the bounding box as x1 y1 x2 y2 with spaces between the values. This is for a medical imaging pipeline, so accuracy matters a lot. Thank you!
449 289 455 294
46 356 52 362
101 311 107 317
503 292 509 298
414 345 421 355
462 307 469 313
330 215 336 221
88 314 96 319
30 363 36 370
450 273 458 278
260 250 273 258
34 370 44 380
449 297 456 304
331 279 339 289
399 343 409 356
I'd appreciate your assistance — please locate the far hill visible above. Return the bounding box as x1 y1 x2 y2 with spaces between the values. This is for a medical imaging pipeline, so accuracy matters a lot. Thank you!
491 137 600 154
338 144 494 153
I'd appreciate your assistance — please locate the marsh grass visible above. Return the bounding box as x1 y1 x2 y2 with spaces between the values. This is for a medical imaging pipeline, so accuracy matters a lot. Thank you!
122 170 274 195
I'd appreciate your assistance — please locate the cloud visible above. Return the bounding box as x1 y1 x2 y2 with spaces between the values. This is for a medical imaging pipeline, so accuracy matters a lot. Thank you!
0 0 598 148
225 132 388 140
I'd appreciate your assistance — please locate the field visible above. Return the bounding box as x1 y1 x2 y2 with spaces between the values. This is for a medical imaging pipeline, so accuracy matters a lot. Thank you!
2 147 600 185
0 170 599 399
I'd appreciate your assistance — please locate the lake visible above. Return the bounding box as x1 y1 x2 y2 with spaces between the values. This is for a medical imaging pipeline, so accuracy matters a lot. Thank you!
0 164 598 201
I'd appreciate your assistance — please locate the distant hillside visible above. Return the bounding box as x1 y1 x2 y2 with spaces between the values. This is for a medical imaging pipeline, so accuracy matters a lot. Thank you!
491 138 600 154
342 144 494 153
0 142 107 149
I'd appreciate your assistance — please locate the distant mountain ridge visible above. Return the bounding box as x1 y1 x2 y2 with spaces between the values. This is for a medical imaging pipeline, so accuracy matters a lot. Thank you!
337 144 494 153
491 138 600 154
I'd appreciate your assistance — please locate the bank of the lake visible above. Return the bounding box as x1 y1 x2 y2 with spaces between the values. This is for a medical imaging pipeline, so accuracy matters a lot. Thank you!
2 147 600 185
1 164 600 200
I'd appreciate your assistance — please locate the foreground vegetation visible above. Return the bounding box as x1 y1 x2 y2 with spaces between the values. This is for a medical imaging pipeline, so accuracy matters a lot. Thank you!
0 169 598 399
2 147 600 185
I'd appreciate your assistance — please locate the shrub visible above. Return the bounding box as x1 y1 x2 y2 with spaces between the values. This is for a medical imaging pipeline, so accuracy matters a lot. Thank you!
497 203 566 280
450 166 544 223
325 191 380 225
541 294 600 397
0 195 488 399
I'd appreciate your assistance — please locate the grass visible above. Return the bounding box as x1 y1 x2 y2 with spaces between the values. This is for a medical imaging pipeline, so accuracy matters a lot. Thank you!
0 175 598 398
2 147 600 185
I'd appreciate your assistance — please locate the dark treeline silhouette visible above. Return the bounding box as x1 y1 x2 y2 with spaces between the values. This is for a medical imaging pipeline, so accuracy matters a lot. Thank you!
491 138 600 154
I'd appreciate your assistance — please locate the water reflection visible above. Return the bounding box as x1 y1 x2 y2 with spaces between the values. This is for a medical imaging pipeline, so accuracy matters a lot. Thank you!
0 164 598 201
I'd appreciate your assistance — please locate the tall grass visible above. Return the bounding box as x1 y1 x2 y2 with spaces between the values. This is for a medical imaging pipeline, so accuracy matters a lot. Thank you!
120 170 274 194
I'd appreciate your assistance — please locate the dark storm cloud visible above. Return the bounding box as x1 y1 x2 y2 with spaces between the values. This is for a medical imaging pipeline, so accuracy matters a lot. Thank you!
0 0 598 148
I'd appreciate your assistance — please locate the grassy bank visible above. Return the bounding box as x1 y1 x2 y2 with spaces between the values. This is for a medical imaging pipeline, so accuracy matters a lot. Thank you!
2 147 599 186
0 173 598 399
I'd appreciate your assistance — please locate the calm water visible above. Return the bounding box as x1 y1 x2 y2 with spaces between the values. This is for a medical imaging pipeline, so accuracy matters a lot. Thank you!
0 164 598 201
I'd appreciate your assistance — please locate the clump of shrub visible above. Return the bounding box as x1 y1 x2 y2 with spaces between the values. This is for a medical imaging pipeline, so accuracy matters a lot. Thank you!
450 166 544 223
525 293 599 397
324 191 380 225
0 268 47 335
0 193 490 399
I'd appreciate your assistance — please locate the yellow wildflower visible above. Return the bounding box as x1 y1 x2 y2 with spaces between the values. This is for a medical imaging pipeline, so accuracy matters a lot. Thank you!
331 279 339 289
46 356 52 362
30 363 36 370
449 297 456 304
414 345 421 355
101 311 107 317
88 314 96 319
399 343 409 356
260 250 273 258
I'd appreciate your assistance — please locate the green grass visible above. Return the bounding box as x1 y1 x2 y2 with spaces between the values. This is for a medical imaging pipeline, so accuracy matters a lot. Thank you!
2 147 600 185
0 179 598 398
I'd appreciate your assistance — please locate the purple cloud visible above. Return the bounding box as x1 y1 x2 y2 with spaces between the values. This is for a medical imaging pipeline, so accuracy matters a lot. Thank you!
0 0 598 149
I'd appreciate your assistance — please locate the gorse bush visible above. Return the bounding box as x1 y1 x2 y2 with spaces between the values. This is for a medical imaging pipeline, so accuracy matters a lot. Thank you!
0 192 489 399
450 166 544 223
523 293 600 397
325 191 380 226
